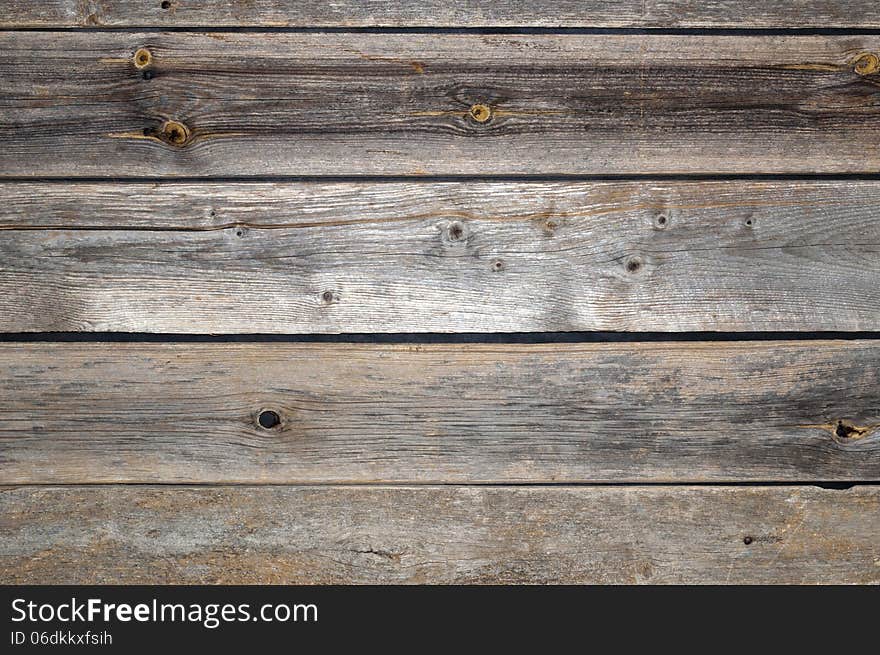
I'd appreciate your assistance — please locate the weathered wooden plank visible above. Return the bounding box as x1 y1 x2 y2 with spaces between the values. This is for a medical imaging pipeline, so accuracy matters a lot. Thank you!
2 341 878 483
2 485 877 584
4 1 880 28
2 180 880 332
3 33 880 176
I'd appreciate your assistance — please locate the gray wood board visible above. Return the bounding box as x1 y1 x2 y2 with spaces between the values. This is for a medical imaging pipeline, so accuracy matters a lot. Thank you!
4 33 880 175
2 341 878 484
2 181 880 332
4 1 880 28
2 485 878 584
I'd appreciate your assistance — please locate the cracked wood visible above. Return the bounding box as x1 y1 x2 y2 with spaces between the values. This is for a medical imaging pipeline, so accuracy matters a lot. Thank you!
4 1 880 28
2 181 880 332
1 341 878 484
2 485 878 584
3 33 880 176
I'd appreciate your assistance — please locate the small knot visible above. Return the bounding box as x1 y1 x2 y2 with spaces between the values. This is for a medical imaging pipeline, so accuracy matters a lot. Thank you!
321 290 336 304
854 53 880 76
625 255 644 274
445 221 467 242
469 104 492 124
160 120 190 146
133 48 153 70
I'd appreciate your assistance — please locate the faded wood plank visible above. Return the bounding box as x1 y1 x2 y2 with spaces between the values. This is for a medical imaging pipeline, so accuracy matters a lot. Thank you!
3 33 880 176
2 485 877 584
2 180 880 332
1 341 878 484
4 1 880 28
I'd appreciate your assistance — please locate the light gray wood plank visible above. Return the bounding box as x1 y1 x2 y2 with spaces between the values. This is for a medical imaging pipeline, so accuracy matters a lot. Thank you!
2 485 877 584
2 180 880 332
4 1 880 28
1 341 878 484
3 33 880 175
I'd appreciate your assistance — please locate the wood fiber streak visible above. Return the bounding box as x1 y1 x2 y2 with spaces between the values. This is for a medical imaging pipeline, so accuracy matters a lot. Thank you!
2 485 878 584
1 181 879 332
4 1 880 28
3 33 880 175
1 342 878 484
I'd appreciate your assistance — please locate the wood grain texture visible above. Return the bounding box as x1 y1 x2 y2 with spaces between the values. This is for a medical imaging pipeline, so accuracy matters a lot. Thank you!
2 485 878 584
3 33 880 176
2 180 880 332
2 341 878 484
4 1 880 28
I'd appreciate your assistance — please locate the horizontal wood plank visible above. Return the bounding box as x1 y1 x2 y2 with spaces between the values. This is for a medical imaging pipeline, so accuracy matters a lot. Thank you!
2 180 880 332
2 485 877 583
2 341 878 484
4 1 880 28
3 33 880 175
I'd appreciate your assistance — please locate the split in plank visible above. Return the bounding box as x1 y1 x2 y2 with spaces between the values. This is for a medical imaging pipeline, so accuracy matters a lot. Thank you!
4 1 880 29
1 341 878 484
3 33 880 176
2 485 878 584
2 181 880 332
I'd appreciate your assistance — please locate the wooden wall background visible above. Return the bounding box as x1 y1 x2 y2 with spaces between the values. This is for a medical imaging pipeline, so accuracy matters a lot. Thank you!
1 1 878 584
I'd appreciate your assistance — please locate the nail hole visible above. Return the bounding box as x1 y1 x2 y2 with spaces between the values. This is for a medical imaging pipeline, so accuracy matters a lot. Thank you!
491 259 504 272
258 410 280 429
209 210 216 217
655 214 668 227
235 230 244 237
745 218 753 227
321 290 335 303
625 256 643 274
161 1 171 9
743 536 753 545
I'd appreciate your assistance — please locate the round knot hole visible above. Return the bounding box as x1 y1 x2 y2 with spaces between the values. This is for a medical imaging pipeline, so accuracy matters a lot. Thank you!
133 48 153 70
161 1 172 9
743 536 753 545
258 410 281 429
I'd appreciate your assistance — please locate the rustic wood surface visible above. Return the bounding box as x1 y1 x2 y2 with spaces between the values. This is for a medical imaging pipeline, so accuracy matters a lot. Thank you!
4 1 880 28
2 485 877 584
3 180 880 332
2 341 878 484
4 33 880 176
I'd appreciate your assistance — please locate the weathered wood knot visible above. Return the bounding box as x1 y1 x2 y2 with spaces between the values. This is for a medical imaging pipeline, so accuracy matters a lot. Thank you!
469 104 492 124
625 255 644 274
321 290 337 304
133 48 153 70
160 120 190 146
445 220 467 242
853 53 880 76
